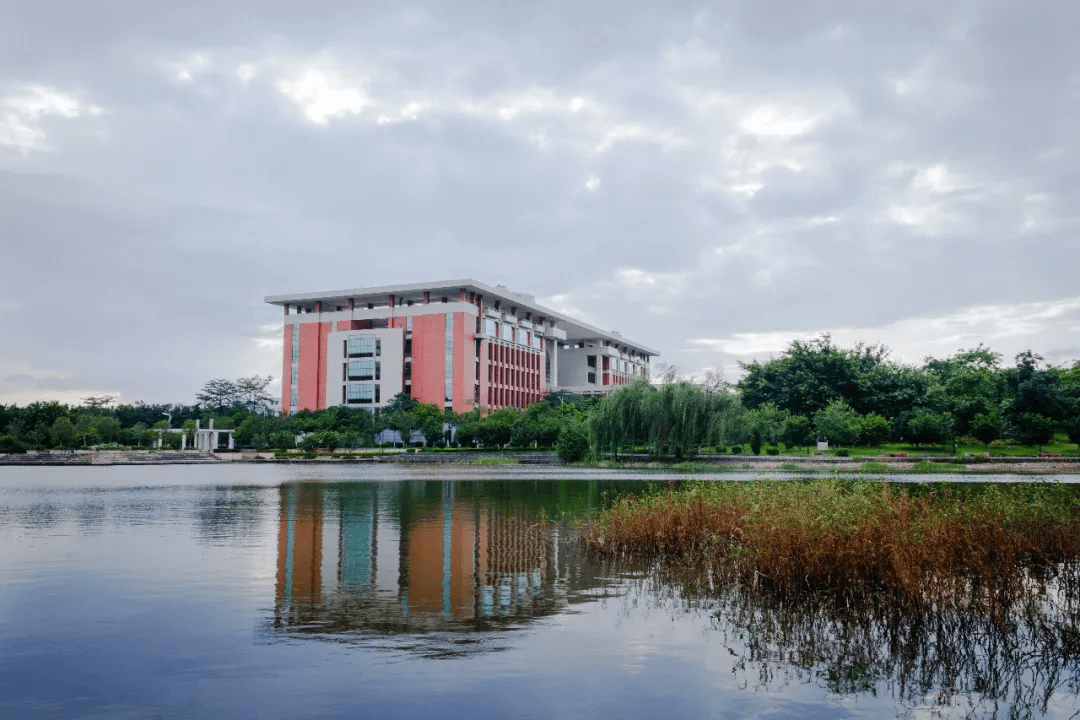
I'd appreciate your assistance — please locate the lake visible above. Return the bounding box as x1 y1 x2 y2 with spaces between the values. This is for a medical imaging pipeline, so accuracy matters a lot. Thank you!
1 464 1077 719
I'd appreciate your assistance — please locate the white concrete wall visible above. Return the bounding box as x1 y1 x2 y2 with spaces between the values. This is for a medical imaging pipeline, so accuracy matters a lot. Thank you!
325 327 405 410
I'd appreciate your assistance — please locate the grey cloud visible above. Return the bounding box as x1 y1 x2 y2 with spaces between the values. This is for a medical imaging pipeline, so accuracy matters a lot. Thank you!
2 0 1079 403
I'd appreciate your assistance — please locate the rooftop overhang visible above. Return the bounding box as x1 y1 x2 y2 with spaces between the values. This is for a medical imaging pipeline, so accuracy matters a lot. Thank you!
266 278 659 357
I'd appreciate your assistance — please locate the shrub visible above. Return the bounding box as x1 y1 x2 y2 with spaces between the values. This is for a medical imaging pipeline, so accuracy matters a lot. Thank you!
835 448 851 457
765 446 780 456
556 423 590 462
0 435 26 453
730 445 743 455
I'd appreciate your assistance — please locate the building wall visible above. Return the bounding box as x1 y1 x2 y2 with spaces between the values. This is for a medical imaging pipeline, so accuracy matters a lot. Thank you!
324 326 405 410
282 325 293 413
452 312 472 415
297 322 330 411
410 313 447 409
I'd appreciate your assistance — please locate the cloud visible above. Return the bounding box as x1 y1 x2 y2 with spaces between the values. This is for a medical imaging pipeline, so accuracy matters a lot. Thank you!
1 1 1079 405
0 85 102 152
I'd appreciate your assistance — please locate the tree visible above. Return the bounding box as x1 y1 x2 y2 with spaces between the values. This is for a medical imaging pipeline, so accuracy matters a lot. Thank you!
196 376 274 414
858 413 890 447
556 422 589 462
813 400 862 447
970 412 1001 449
50 416 77 448
905 410 950 448
738 335 889 417
1065 416 1080 457
92 416 121 444
782 416 812 453
924 346 1006 436
412 403 446 446
1015 413 1055 452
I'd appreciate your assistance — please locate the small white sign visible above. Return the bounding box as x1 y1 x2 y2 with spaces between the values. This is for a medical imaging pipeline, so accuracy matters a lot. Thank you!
817 441 829 451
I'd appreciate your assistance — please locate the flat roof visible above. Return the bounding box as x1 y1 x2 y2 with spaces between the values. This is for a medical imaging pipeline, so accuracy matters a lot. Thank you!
266 278 659 356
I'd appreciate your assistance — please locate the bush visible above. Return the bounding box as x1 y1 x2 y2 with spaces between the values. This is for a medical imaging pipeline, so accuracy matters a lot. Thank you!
765 446 780 456
730 445 743 455
556 423 590 462
0 435 26 453
835 448 851 457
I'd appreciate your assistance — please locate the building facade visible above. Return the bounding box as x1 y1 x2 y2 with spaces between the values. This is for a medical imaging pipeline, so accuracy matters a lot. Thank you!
265 279 658 414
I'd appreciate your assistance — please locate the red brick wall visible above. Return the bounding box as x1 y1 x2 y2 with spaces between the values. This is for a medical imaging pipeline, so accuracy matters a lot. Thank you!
297 322 329 411
452 312 472 414
282 326 292 411
410 313 447 407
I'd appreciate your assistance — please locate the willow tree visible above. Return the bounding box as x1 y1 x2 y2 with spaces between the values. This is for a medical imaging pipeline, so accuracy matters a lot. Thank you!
591 378 745 459
591 379 653 459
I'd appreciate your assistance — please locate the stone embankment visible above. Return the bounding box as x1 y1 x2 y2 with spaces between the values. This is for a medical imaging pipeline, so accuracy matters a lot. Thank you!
0 450 219 465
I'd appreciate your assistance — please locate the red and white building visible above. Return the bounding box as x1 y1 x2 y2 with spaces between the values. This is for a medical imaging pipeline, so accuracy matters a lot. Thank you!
265 279 658 414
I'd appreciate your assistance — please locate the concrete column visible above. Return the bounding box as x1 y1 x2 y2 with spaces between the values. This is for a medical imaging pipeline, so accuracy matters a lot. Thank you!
228 433 234 450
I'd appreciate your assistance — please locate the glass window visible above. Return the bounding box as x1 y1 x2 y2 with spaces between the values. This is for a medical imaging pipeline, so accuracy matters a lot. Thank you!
346 383 375 402
347 359 375 379
587 372 596 384
500 323 513 341
347 335 376 356
483 317 497 336
532 332 542 349
516 327 529 345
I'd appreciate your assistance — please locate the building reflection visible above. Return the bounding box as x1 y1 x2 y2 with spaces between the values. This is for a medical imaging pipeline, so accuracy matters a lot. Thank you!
273 480 608 637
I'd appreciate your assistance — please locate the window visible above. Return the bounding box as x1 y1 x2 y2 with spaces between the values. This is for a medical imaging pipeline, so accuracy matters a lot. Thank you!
587 355 597 368
587 372 596 384
347 359 376 380
500 323 513 342
346 383 375 402
347 335 376 356
484 317 497 336
532 332 542 349
516 327 530 346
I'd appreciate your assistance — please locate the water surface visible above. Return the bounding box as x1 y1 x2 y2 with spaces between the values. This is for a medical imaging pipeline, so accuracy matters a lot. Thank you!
1 465 1077 719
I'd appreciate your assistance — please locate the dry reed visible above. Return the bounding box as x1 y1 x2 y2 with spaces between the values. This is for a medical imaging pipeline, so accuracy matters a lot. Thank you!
581 479 1080 617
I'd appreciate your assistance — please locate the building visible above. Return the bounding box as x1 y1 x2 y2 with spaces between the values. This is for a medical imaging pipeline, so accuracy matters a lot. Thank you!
265 279 658 414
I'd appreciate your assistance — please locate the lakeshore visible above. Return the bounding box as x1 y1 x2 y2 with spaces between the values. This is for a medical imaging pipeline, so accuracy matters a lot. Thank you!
3 448 1080 475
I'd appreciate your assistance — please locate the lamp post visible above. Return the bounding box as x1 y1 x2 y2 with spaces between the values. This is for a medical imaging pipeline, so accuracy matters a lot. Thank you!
160 411 172 450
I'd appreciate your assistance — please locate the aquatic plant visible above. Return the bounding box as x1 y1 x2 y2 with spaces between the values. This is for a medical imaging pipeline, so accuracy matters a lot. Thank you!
582 479 1080 618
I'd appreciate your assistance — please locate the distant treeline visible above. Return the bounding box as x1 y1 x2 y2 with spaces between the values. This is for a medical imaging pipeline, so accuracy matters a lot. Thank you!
2 337 1079 458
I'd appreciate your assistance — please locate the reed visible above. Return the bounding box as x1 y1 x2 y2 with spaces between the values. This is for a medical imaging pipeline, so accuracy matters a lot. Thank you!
581 479 1080 616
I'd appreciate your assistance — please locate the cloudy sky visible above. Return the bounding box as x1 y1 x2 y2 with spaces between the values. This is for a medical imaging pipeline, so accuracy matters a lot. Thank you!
2 1 1079 406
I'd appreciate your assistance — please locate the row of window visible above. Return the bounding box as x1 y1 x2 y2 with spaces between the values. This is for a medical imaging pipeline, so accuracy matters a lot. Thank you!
344 359 380 381
346 336 380 357
344 382 381 404
482 317 542 349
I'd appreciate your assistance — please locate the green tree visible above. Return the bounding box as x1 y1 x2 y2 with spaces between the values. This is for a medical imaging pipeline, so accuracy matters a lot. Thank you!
412 403 447 446
905 409 950 448
813 400 862 447
738 335 889 417
1015 413 1055 452
858 413 890 447
1065 416 1080 457
782 415 812 453
556 422 589 462
970 412 1001 449
924 346 1006 436
50 416 77 448
92 416 121 444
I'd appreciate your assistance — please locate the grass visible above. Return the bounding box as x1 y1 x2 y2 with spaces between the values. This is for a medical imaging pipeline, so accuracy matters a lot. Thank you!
582 478 1080 616
463 456 520 465
693 434 1080 459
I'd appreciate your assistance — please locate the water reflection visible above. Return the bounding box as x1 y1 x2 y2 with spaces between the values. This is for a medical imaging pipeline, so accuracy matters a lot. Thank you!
272 480 626 641
630 560 1080 719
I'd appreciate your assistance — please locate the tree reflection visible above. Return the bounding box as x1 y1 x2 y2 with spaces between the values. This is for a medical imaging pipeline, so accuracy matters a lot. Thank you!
639 561 1080 719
